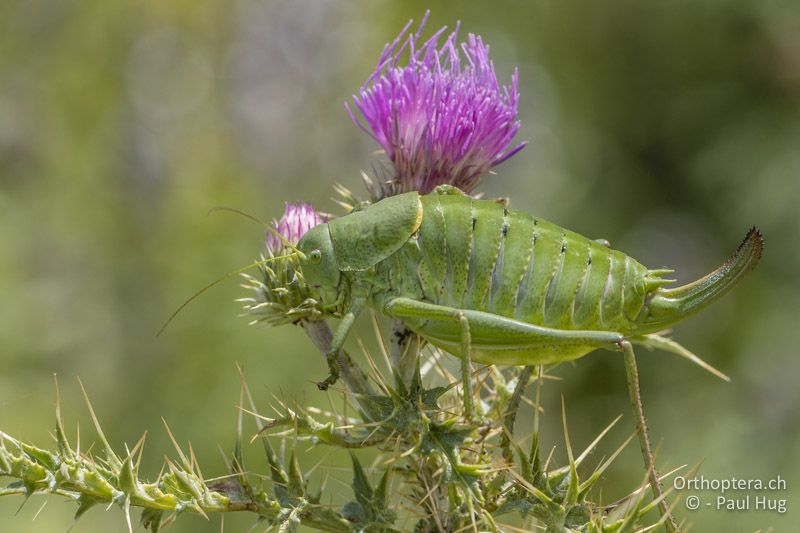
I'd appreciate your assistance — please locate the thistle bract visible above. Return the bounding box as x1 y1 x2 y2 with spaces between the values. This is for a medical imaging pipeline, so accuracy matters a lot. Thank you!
348 13 526 198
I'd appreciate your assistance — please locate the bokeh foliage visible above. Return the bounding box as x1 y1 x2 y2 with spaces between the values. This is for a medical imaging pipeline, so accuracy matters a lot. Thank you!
1 0 798 530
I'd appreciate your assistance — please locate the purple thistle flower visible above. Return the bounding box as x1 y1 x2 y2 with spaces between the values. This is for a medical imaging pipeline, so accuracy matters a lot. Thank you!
267 202 323 253
347 12 526 196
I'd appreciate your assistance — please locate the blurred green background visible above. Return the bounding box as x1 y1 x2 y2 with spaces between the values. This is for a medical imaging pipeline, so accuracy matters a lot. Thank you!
1 0 798 531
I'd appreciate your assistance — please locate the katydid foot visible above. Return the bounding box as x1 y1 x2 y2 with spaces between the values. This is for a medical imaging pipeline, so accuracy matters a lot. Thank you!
316 350 340 391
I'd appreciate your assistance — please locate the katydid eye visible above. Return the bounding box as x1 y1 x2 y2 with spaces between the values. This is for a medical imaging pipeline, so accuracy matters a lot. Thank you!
309 249 322 264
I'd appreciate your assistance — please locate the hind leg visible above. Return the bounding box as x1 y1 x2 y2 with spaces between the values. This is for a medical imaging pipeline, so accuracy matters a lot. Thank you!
620 340 680 532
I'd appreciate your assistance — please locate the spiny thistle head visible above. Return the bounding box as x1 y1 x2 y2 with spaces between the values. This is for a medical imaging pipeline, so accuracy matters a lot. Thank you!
241 202 327 325
347 11 526 199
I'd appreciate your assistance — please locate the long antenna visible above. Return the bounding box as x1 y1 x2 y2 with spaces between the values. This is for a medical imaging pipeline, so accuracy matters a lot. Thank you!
156 253 298 337
207 205 307 260
207 206 269 228
266 225 306 260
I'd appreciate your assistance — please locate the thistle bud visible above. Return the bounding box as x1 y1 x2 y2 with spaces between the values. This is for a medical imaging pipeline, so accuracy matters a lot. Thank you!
242 203 326 325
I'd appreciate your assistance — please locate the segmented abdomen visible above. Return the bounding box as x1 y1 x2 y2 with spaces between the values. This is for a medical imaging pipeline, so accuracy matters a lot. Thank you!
398 192 652 333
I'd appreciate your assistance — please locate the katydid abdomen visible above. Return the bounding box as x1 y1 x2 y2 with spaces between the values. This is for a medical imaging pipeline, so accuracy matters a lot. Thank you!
363 188 763 366
410 193 653 326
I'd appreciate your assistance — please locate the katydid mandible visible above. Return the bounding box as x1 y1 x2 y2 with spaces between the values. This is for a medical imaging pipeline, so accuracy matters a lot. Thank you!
297 184 762 389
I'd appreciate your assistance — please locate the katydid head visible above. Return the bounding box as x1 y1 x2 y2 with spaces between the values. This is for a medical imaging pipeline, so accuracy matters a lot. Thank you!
297 223 341 294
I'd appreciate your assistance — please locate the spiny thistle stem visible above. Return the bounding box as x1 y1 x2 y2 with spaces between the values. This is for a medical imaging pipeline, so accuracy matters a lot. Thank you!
1 352 677 532
0 430 351 532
